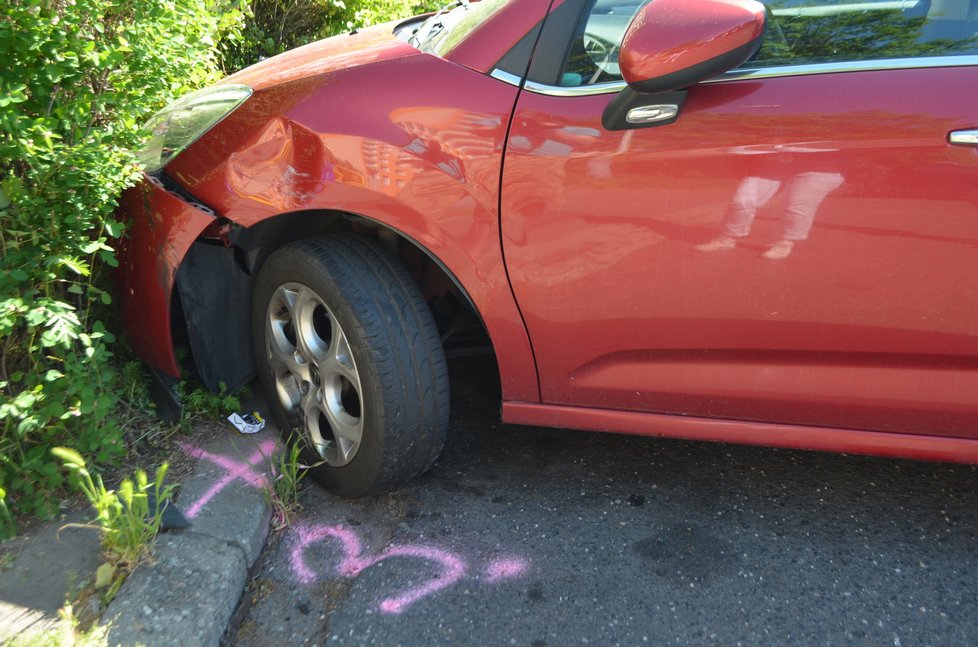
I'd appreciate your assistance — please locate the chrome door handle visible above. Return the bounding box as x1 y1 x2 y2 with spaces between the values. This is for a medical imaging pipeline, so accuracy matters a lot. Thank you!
626 104 679 124
948 129 978 146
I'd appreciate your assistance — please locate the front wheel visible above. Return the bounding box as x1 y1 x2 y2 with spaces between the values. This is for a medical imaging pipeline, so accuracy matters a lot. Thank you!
252 235 449 497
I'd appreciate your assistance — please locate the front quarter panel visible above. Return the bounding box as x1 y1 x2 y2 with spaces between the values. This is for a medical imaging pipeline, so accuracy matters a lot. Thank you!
165 52 541 401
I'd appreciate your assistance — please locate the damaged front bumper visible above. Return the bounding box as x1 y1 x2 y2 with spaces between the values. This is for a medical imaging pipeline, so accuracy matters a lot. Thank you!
116 174 217 378
116 174 256 400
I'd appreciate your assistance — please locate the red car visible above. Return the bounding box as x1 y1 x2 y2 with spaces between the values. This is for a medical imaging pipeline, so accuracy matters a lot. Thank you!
117 0 978 495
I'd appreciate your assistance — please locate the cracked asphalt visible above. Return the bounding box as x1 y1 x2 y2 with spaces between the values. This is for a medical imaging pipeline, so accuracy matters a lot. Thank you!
228 356 978 646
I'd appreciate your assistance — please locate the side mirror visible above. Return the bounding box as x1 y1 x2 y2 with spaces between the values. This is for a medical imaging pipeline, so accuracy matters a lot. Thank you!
620 0 766 95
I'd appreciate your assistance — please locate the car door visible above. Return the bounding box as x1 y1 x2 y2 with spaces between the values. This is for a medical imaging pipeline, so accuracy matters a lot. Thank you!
499 0 978 438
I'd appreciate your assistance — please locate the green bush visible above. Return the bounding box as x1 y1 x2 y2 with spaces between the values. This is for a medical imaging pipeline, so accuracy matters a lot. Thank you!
221 0 442 71
0 0 224 520
0 0 447 525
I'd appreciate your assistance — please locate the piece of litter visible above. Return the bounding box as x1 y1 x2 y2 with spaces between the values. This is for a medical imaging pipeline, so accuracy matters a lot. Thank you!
228 411 266 434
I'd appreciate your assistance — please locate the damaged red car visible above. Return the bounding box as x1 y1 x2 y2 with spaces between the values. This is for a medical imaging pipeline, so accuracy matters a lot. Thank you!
116 0 978 496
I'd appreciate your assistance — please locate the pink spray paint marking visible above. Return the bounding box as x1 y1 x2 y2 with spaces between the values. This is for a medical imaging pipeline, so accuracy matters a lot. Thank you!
178 440 278 519
176 442 529 613
370 546 466 614
291 523 524 614
291 524 365 584
483 557 530 583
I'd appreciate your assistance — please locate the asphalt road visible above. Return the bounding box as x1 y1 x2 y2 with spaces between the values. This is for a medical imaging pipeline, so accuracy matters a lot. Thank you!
229 356 978 646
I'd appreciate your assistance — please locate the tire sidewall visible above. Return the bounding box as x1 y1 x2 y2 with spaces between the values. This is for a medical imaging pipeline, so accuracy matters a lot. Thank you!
251 241 388 497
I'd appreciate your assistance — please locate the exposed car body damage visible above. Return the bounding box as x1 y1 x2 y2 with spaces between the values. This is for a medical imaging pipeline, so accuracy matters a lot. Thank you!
118 18 543 401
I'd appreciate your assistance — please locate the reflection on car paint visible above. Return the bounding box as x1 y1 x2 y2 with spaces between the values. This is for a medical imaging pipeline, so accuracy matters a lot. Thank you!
695 171 845 260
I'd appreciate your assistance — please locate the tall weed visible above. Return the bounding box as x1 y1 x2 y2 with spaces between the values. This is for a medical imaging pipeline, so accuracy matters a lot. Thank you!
53 447 174 600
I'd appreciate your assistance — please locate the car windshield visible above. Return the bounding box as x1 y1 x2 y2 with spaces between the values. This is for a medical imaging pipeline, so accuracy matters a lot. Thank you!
411 0 510 56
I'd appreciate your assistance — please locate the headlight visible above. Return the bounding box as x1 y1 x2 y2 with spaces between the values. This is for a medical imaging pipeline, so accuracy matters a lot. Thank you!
136 84 252 173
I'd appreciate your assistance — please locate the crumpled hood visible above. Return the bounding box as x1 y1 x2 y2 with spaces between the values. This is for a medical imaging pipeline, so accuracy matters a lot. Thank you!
222 20 421 91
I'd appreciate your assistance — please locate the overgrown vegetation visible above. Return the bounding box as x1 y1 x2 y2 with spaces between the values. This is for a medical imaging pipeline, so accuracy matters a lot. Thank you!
180 381 246 428
0 487 13 540
0 0 438 529
0 0 225 523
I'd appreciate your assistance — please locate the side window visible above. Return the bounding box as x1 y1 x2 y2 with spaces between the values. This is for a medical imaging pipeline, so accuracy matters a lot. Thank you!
558 0 978 87
753 0 978 67
560 0 650 86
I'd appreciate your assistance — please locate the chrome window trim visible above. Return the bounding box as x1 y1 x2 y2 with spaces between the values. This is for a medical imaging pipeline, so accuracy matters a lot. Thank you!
716 55 978 83
525 79 626 96
491 55 978 97
490 68 525 87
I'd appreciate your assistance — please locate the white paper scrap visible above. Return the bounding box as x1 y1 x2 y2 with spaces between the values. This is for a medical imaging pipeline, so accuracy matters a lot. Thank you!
227 411 266 434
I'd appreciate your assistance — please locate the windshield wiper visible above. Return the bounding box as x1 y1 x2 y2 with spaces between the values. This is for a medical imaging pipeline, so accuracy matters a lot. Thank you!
409 0 469 48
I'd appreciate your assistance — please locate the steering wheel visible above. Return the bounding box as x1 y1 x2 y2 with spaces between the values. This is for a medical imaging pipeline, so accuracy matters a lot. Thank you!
583 33 620 84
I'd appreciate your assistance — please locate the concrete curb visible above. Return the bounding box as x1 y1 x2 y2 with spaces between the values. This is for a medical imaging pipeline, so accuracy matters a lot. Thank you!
101 432 274 647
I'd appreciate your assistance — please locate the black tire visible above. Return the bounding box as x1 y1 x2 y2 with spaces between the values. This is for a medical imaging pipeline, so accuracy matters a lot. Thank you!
251 235 450 497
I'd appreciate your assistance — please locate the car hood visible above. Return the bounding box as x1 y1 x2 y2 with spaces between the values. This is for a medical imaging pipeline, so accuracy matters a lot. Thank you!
222 20 420 91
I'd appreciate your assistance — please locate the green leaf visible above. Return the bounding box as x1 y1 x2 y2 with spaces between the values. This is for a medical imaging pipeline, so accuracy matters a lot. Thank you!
44 63 65 83
58 257 91 277
104 220 123 238
94 562 116 589
51 447 86 468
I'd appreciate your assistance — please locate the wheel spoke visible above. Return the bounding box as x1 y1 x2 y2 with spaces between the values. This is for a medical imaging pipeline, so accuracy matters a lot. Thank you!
318 313 364 453
319 312 358 384
267 287 297 364
267 321 294 366
322 397 362 465
324 400 362 444
293 286 328 363
274 284 298 314
266 284 311 412
298 385 331 455
335 434 357 464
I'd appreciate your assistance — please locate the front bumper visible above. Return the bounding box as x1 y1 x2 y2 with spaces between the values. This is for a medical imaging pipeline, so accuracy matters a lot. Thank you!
115 174 216 377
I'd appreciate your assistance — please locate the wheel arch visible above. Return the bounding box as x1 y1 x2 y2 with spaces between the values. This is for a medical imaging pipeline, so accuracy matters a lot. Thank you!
175 208 503 395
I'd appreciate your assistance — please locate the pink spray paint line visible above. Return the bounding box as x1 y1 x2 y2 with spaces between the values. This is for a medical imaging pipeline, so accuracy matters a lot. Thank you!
483 557 530 583
177 440 278 519
291 524 365 584
291 524 467 614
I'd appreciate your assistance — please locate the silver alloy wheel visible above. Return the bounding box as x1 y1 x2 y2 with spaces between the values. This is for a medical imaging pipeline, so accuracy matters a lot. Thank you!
265 282 363 466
